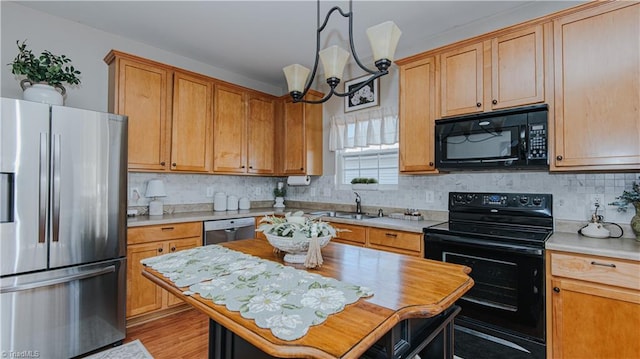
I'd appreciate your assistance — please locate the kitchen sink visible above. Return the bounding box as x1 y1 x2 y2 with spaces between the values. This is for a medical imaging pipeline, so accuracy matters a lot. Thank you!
308 211 377 220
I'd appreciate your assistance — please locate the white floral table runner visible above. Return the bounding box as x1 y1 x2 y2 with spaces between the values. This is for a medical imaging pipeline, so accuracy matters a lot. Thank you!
142 245 373 341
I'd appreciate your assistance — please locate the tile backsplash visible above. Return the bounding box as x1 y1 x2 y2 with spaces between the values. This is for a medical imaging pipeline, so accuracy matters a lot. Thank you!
129 171 639 224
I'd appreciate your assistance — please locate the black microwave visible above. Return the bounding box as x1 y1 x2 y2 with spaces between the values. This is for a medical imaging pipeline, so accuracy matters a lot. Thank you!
435 104 548 171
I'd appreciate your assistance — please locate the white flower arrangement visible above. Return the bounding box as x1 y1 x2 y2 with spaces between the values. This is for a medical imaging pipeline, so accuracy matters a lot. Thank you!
256 211 338 240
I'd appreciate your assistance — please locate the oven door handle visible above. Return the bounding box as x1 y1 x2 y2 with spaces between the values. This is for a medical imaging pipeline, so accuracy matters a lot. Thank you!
425 233 543 256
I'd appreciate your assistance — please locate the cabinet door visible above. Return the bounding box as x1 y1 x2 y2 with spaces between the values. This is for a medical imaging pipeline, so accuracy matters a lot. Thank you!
399 56 437 173
247 94 276 174
166 237 202 307
368 228 422 257
304 97 323 176
440 42 484 117
126 241 164 317
282 100 306 174
553 2 640 170
213 85 247 173
491 25 544 110
329 222 367 246
550 278 640 358
117 58 171 171
171 71 213 172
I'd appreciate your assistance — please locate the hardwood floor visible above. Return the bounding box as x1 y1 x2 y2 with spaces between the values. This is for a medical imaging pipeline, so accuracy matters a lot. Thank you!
125 309 209 358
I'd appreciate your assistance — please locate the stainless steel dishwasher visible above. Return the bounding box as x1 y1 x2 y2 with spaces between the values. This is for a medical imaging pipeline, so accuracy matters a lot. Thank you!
203 217 256 245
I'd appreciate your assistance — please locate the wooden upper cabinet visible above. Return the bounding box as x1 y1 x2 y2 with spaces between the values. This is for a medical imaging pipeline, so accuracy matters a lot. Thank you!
491 24 544 110
439 24 544 118
105 51 172 171
282 99 305 174
552 2 640 171
213 85 247 173
398 56 437 173
247 94 276 174
280 92 323 176
171 71 213 172
440 42 484 117
213 86 277 175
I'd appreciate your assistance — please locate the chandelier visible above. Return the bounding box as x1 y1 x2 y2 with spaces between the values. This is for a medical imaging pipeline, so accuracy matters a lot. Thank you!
283 0 401 104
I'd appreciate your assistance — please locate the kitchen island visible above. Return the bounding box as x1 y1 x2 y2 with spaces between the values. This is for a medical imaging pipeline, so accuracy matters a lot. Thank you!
142 239 473 358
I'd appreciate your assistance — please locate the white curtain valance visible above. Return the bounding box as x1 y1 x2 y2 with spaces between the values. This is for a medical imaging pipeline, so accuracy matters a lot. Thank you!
329 106 398 151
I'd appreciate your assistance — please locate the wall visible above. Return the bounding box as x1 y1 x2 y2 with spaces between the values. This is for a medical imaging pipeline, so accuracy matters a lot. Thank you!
0 2 281 112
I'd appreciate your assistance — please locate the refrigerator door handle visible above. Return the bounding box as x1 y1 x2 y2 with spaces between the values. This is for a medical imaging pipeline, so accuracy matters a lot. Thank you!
52 133 61 243
0 265 115 294
38 133 47 243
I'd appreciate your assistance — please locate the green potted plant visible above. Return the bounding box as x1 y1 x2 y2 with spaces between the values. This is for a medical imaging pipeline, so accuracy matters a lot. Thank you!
351 177 378 190
8 40 81 105
609 181 640 241
273 182 286 209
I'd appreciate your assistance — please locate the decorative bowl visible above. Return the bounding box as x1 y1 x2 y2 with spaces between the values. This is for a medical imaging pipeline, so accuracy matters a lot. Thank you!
264 233 332 263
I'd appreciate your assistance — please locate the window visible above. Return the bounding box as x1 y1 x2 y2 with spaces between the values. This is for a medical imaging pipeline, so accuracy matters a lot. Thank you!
337 144 399 186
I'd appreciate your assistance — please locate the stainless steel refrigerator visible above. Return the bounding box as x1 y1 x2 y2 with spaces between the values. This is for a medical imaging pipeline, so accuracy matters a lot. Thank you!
0 98 127 358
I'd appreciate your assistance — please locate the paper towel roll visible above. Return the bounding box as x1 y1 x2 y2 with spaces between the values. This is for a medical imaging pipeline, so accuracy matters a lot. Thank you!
287 175 311 186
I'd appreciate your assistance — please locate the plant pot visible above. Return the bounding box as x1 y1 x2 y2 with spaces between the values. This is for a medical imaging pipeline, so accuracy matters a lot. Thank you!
631 203 640 241
21 80 65 105
352 183 378 191
264 234 332 263
273 197 285 208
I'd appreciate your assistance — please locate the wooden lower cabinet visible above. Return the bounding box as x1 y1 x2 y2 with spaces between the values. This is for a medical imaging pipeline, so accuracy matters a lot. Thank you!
547 251 640 358
330 222 367 247
126 222 202 323
329 222 423 257
368 227 423 257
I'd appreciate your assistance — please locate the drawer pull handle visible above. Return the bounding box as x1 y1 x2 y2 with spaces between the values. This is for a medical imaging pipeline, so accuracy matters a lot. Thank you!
171 247 177 252
591 261 616 268
385 233 398 238
161 227 175 231
553 287 560 293
158 248 163 253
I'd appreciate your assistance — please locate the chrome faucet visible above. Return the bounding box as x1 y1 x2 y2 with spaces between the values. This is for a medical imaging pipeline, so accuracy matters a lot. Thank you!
354 192 362 214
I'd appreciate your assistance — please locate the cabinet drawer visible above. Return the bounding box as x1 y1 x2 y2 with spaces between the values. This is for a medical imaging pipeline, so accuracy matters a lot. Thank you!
368 228 422 256
550 252 640 291
330 222 367 245
128 222 202 244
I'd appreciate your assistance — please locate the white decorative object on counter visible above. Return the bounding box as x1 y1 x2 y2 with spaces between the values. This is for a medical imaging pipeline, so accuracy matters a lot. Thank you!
214 192 227 211
274 197 285 208
265 233 332 264
146 179 167 216
239 197 250 210
227 195 238 211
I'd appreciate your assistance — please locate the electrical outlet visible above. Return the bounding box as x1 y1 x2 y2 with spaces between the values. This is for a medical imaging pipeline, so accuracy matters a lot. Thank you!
310 188 317 197
253 187 262 197
206 186 214 197
425 190 435 203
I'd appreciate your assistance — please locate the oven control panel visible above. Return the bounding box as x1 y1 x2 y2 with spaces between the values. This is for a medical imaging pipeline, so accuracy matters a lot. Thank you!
450 192 552 211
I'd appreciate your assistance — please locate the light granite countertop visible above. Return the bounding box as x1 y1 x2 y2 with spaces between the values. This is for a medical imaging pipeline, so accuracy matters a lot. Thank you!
128 208 639 261
127 207 442 233
546 231 640 262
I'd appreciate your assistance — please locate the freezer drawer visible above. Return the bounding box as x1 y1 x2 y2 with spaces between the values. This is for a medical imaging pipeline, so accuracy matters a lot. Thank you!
1 258 126 358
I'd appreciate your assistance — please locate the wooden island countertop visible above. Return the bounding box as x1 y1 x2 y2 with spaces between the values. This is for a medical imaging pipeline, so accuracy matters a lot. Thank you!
142 239 473 359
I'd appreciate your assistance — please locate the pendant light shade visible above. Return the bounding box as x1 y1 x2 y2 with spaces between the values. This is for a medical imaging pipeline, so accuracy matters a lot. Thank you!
282 0 401 104
366 21 402 63
319 45 350 81
283 64 311 94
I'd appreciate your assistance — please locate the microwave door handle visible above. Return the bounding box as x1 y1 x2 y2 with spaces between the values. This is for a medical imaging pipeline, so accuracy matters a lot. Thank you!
520 127 527 159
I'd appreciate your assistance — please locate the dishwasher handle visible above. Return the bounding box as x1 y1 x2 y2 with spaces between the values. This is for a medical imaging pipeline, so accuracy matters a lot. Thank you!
204 217 255 231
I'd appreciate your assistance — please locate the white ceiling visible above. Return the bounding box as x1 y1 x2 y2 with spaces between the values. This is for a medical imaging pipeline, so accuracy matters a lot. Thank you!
17 1 582 92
